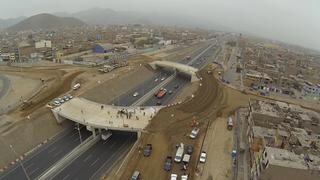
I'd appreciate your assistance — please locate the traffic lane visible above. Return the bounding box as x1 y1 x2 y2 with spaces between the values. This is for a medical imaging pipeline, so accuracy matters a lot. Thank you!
52 132 137 180
112 70 173 106
0 127 92 180
143 76 189 106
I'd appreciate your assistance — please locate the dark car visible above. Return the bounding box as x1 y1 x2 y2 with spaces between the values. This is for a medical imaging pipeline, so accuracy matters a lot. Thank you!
168 90 173 95
143 144 152 157
164 156 173 171
186 145 193 154
174 84 179 89
156 101 162 105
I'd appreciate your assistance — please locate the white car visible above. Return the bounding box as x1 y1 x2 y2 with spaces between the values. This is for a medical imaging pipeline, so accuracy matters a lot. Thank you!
154 78 159 82
133 92 139 97
170 174 178 180
199 151 207 163
189 128 200 139
181 175 188 180
161 77 165 81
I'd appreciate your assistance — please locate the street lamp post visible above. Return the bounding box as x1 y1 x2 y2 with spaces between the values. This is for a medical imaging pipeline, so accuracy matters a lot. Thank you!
77 123 83 144
9 145 30 180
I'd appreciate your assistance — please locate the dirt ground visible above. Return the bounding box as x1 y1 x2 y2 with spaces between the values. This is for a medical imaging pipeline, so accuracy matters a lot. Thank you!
111 64 256 180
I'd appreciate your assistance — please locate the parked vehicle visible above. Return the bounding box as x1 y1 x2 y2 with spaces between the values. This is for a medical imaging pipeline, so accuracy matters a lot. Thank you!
164 156 173 171
174 143 184 162
131 170 141 180
186 145 193 154
73 83 81 90
199 151 207 163
227 117 233 130
189 128 200 139
161 77 166 81
170 174 178 180
181 174 188 180
168 90 173 95
53 100 61 106
143 144 152 157
182 154 191 164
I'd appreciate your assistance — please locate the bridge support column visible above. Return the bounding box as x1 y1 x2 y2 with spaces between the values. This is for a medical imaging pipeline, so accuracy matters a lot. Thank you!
92 127 96 137
137 131 141 138
51 109 66 124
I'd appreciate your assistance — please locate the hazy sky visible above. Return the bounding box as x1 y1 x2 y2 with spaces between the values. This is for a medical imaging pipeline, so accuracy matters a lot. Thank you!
1 0 319 50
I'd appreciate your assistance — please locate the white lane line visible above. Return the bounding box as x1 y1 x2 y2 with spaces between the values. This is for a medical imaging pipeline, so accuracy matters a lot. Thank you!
28 167 39 176
52 150 63 158
62 174 70 180
83 154 92 162
47 147 57 154
24 163 34 170
90 158 99 167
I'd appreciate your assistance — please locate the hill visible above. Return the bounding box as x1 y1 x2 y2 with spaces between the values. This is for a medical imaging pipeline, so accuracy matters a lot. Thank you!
6 13 86 32
0 16 26 30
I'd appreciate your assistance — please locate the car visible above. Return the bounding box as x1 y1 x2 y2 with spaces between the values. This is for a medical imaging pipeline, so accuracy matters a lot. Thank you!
189 128 200 139
63 96 70 101
199 151 207 163
164 156 173 171
67 94 73 99
181 174 188 180
174 84 179 89
186 145 193 154
133 92 139 97
161 77 166 81
168 90 173 95
170 174 178 180
53 100 61 106
131 170 141 180
155 78 159 82
156 101 162 105
143 144 152 157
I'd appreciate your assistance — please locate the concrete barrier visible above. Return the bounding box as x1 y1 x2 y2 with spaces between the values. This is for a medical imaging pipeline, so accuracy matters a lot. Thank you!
37 134 102 180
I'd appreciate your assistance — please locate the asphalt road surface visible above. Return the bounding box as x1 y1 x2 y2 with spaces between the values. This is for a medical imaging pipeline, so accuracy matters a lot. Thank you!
0 75 10 101
0 126 92 180
52 131 137 180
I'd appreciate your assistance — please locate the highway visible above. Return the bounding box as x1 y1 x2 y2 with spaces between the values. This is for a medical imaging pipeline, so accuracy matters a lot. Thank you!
0 126 92 180
52 131 136 180
0 42 217 180
52 43 219 179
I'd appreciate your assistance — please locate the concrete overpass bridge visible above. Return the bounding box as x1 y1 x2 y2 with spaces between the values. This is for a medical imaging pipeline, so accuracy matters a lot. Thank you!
52 97 162 135
149 61 199 82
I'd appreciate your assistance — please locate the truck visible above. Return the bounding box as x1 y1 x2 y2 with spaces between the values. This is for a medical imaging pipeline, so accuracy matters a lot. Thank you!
174 143 184 162
157 89 167 99
227 117 233 130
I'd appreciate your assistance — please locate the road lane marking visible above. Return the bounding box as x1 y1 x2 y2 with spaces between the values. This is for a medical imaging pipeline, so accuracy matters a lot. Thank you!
83 154 92 162
52 150 63 158
47 147 57 154
90 158 99 167
62 174 70 180
28 167 39 176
